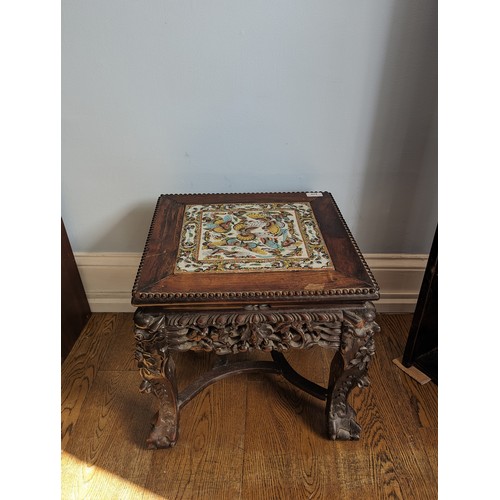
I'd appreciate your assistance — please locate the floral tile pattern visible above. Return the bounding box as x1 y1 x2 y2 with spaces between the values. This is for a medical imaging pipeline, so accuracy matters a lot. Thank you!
175 202 334 273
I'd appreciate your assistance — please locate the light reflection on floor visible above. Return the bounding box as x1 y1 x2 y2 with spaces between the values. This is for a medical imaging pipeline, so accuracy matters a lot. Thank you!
61 451 166 500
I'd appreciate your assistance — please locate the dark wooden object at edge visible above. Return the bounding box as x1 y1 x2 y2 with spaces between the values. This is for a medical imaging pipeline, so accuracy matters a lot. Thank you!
62 219 91 363
402 227 438 383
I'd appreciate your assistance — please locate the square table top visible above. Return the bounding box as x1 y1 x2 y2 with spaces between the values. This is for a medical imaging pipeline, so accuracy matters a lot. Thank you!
132 192 379 308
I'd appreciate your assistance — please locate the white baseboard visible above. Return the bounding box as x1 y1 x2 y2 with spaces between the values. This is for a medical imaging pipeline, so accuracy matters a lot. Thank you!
75 252 427 314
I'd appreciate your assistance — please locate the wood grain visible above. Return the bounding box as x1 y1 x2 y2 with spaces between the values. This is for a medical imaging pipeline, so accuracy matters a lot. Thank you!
145 376 247 499
62 371 155 498
62 312 437 499
242 347 342 499
61 314 124 449
132 192 379 307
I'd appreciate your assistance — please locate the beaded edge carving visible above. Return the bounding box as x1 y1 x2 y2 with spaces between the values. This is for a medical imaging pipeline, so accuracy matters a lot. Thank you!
131 192 379 303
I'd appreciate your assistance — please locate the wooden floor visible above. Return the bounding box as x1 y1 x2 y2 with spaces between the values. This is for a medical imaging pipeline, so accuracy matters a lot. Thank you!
62 313 437 499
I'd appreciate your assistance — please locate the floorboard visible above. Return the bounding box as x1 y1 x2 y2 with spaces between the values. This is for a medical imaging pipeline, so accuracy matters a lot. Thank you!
61 312 438 499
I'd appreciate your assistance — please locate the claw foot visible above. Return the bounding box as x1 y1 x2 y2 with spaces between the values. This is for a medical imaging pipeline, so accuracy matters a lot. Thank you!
146 425 178 449
146 435 177 449
327 403 361 440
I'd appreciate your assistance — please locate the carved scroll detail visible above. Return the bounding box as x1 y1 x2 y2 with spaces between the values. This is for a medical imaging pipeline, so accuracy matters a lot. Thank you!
134 302 379 446
134 314 166 383
135 308 343 355
134 313 179 448
327 302 379 440
342 305 378 374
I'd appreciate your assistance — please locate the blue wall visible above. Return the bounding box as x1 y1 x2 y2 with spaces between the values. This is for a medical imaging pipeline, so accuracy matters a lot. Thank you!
62 0 437 253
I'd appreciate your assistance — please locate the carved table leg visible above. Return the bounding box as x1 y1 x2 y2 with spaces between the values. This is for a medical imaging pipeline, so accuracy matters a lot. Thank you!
326 303 379 440
134 304 378 446
134 310 179 449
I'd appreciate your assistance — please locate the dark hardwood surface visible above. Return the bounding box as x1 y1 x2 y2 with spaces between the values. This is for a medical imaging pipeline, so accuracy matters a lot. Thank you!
132 192 379 307
62 313 437 499
403 228 438 383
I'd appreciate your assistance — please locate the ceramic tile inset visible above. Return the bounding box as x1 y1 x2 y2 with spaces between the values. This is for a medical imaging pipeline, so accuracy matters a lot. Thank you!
175 202 334 273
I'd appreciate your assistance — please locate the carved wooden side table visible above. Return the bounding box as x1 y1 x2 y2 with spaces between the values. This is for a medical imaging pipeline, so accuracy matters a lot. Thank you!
132 192 379 449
